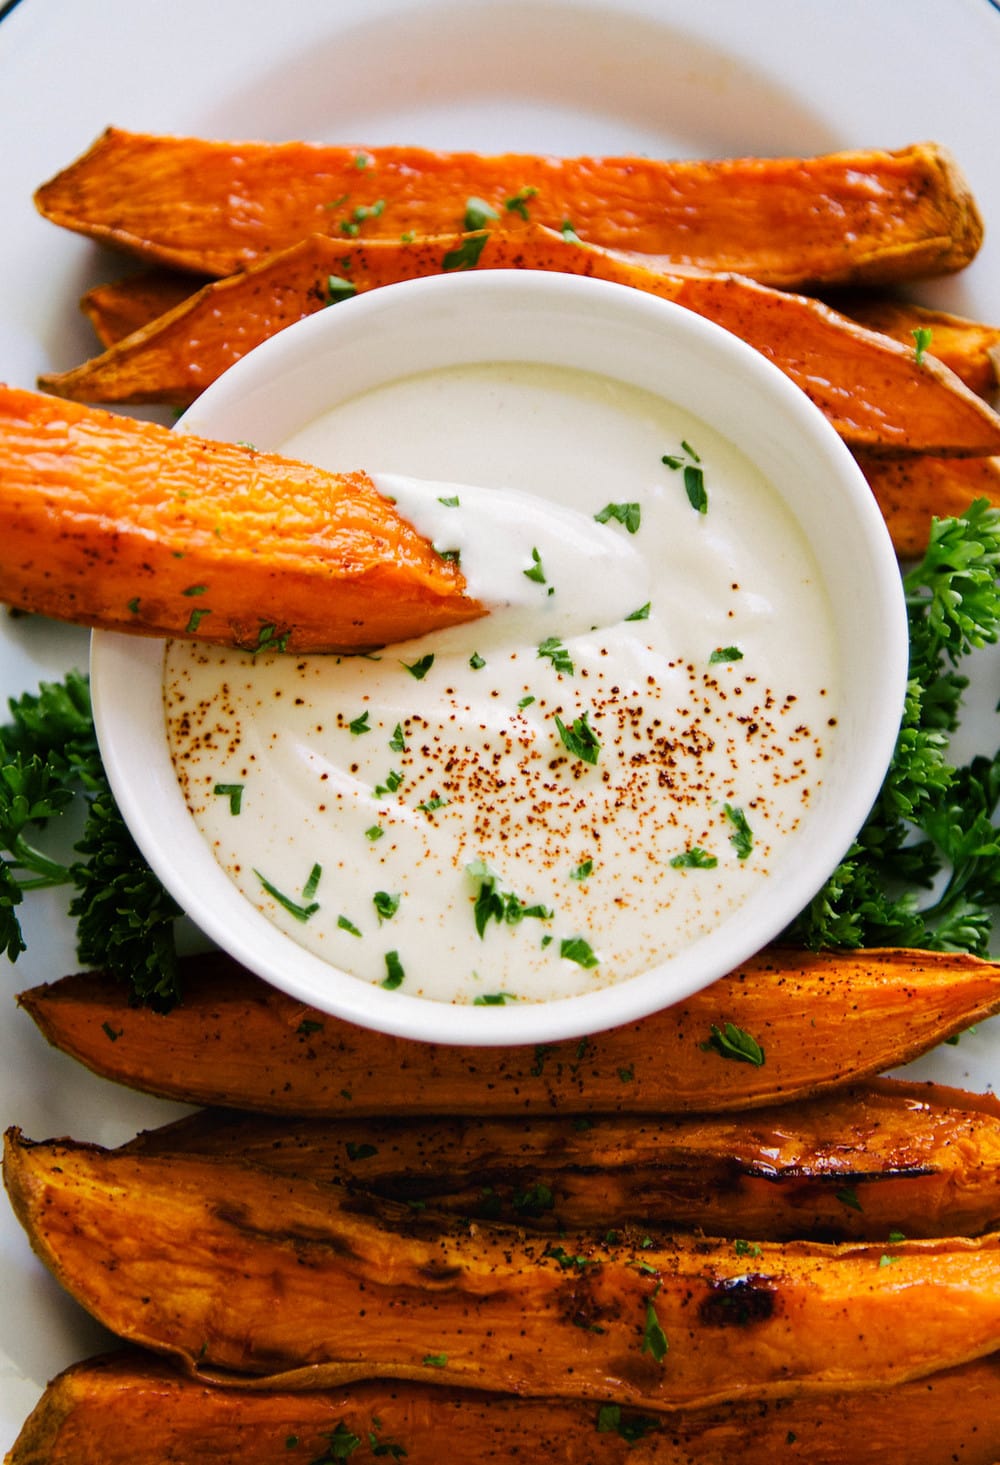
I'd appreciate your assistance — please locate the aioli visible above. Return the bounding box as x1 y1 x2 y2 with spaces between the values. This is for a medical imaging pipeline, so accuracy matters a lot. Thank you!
165 363 837 1004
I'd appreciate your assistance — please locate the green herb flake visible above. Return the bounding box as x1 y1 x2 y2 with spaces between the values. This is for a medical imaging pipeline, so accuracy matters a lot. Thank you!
463 195 500 230
442 232 490 271
662 442 707 512
437 494 461 507
297 1019 323 1036
641 1300 669 1363
625 601 651 622
537 636 574 675
469 651 486 670
594 501 641 533
560 935 599 968
365 825 384 841
595 1403 660 1443
888 1229 907 1243
504 185 538 220
254 869 320 923
724 803 754 860
345 1141 378 1160
417 795 449 813
382 950 405 989
570 858 593 881
670 846 718 869
374 769 404 797
517 695 536 709
388 723 406 753
701 1021 765 1067
560 219 581 242
213 782 244 815
182 583 207 597
101 1020 121 1042
337 915 362 937
373 890 400 922
313 1422 362 1460
912 325 933 365
185 607 211 634
710 645 744 664
554 711 601 765
348 710 371 736
734 1239 762 1258
126 596 141 614
302 863 322 901
401 653 435 680
325 275 358 305
523 546 547 584
879 1252 901 1267
836 1186 864 1213
422 1352 448 1367
474 991 516 1005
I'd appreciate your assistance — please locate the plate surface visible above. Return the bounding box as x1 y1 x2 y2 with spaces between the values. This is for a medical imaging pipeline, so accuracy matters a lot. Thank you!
1 0 999 1445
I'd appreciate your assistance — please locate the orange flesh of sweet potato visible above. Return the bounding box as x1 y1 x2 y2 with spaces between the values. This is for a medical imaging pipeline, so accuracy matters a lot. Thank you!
80 269 207 348
34 131 983 288
857 453 1000 557
38 229 1000 459
123 1078 1000 1242
0 385 482 651
18 948 1000 1118
9 1348 1000 1465
6 1129 1000 1408
834 297 1000 399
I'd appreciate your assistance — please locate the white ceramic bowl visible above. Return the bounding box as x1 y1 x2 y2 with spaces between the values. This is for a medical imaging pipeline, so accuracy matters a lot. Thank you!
91 270 908 1045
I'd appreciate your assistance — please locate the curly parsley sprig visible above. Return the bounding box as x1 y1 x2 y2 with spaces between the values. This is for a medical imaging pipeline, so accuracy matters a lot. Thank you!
787 500 1000 955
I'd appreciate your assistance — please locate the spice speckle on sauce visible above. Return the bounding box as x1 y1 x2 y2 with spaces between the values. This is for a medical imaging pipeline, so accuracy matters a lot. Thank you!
164 363 838 1003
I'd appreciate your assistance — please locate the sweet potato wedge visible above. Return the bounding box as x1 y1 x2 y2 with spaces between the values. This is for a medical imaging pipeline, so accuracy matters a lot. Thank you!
835 297 1000 400
18 948 1000 1117
10 1348 1000 1465
34 131 983 288
38 229 1000 459
80 269 208 347
7 1129 1000 1408
122 1079 1000 1242
0 385 482 651
858 454 1000 557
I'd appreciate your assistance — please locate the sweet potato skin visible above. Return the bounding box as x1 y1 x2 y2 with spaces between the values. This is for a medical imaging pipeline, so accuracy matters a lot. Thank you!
34 131 983 287
858 454 1000 557
10 1348 1000 1465
18 948 1000 1117
0 385 482 651
124 1079 1000 1242
38 229 1000 459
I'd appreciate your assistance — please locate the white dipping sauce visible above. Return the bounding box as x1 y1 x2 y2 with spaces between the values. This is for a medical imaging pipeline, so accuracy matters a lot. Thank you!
165 363 838 1004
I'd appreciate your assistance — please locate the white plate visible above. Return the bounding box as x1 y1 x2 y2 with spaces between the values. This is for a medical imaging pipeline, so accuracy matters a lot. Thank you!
1 0 999 1446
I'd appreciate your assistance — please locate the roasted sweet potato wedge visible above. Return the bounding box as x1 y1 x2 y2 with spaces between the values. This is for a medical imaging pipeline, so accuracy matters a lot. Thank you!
10 1348 1000 1465
18 948 1000 1118
0 385 482 650
35 131 983 288
123 1079 1000 1242
7 1130 1000 1408
858 454 1000 556
80 269 209 347
38 229 1000 459
834 297 1000 400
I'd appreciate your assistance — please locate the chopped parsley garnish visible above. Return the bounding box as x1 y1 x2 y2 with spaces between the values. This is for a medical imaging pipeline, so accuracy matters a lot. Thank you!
463 195 499 230
560 219 581 242
710 645 744 664
417 795 449 813
348 710 371 736
401 653 435 680
596 1404 660 1443
734 1239 762 1258
670 847 718 869
388 723 406 752
311 1423 361 1461
185 607 211 634
381 950 405 989
663 441 707 513
517 694 536 709
255 867 321 923
560 935 599 968
701 1021 765 1066
912 325 933 365
436 546 461 564
641 1300 669 1362
836 1186 863 1212
302 863 322 901
373 890 400 922
537 636 574 674
422 1352 448 1367
473 991 517 1005
625 601 651 621
442 232 490 271
570 858 593 881
337 915 362 937
297 1019 323 1036
504 185 538 219
182 583 207 597
365 825 384 841
554 711 601 764
345 1141 377 1160
213 782 244 815
340 198 385 236
325 275 358 305
437 494 460 507
512 1180 554 1214
523 546 548 584
466 859 552 937
594 501 641 533
469 651 486 670
126 596 141 614
724 803 754 859
374 769 403 797
251 623 290 656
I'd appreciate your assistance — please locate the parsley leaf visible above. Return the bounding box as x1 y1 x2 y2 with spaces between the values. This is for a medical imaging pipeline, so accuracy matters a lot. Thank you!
537 636 574 674
701 1021 765 1067
594 501 641 533
554 712 601 764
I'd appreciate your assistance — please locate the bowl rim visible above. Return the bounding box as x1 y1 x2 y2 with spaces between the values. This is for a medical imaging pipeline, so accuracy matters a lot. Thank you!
91 268 909 1045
